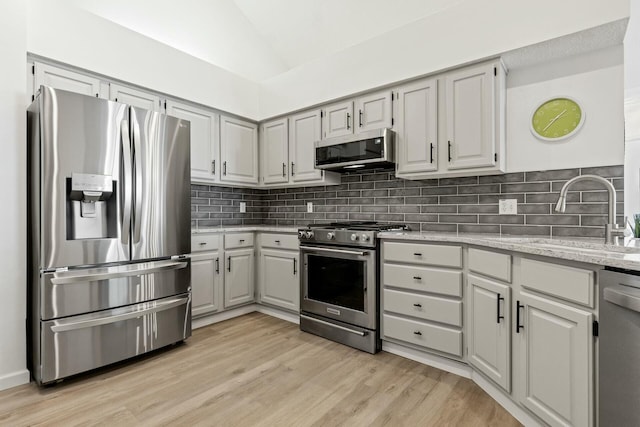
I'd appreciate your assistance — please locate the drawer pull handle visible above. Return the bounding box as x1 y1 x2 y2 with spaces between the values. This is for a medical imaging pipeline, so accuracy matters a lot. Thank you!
413 303 422 308
239 239 245 243
516 300 524 333
413 253 422 256
199 242 207 245
413 331 422 336
274 240 280 243
413 276 422 280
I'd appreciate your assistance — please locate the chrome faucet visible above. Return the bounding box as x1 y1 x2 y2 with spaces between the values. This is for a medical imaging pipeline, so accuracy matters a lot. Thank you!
554 174 624 245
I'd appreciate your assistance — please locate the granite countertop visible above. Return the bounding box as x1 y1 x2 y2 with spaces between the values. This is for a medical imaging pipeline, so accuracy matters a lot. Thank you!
192 225 299 234
378 231 640 271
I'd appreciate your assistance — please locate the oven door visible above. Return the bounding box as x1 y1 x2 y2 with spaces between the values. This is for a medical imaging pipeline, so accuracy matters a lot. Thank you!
301 244 376 329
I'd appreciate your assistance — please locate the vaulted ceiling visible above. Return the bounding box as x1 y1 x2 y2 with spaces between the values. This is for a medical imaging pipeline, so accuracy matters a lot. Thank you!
73 0 465 82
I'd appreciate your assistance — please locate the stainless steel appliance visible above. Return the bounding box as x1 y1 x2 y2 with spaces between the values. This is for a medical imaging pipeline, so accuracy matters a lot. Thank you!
598 268 640 426
299 221 407 353
27 86 192 385
315 128 395 172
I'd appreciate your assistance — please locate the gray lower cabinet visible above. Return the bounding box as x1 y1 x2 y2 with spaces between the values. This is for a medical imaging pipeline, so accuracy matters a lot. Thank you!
191 234 222 317
259 248 299 312
381 241 464 358
224 247 255 308
467 273 511 392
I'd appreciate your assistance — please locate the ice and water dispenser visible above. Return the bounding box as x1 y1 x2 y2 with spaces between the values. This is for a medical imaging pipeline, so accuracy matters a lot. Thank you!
66 173 117 240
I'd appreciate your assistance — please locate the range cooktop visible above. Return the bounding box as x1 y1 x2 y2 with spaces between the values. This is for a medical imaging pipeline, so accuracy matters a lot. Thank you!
299 221 408 247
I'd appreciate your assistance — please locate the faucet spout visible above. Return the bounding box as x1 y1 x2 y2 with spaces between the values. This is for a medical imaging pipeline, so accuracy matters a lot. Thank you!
554 174 621 244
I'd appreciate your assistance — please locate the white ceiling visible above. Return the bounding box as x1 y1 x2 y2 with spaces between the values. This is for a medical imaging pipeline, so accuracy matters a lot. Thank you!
73 0 464 82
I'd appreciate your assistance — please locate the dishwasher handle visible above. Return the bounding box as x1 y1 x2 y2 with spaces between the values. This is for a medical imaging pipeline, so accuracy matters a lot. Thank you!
604 284 640 313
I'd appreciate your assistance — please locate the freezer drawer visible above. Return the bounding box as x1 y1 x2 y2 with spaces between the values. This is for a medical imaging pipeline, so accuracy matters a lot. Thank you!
38 293 191 384
40 259 190 320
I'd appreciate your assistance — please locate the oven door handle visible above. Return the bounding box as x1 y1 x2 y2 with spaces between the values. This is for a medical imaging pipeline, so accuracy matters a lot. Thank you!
300 245 370 256
300 314 367 337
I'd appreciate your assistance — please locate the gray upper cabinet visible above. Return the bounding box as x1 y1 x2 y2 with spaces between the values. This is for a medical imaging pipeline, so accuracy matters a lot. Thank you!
322 100 353 139
261 118 289 185
445 61 502 171
289 109 323 183
220 115 259 185
355 90 393 133
166 100 219 184
395 78 438 176
109 83 162 112
34 62 103 98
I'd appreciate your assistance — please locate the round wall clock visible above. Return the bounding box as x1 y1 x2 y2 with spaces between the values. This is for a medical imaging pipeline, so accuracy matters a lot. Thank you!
530 97 585 141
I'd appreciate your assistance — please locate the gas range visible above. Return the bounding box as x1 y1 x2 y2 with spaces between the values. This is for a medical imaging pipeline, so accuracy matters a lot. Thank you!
298 221 408 248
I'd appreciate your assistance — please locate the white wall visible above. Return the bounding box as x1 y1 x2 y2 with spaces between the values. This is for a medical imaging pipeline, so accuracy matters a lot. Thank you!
258 0 628 119
0 0 29 390
506 47 624 172
27 0 260 119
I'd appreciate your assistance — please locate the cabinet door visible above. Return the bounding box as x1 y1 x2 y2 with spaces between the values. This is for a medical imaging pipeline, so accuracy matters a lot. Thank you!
356 90 392 132
220 116 259 185
467 274 511 392
289 109 323 183
323 100 354 139
395 79 438 175
34 62 102 98
259 249 299 312
445 62 496 170
191 251 221 317
261 118 289 185
167 101 219 183
109 83 161 112
516 291 593 427
224 248 255 308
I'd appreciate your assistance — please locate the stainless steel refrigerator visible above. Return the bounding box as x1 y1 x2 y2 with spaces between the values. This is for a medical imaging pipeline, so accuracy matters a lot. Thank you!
27 86 192 385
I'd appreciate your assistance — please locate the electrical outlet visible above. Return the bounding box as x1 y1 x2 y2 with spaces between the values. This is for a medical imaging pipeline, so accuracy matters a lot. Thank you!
499 199 518 215
307 202 313 213
239 202 246 213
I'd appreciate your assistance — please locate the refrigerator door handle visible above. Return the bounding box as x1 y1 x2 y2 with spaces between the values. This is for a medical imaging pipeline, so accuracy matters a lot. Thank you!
50 295 190 332
132 117 143 244
50 260 188 285
120 120 133 245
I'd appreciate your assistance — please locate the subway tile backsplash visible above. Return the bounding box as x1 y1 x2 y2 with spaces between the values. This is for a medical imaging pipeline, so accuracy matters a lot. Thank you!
191 165 624 238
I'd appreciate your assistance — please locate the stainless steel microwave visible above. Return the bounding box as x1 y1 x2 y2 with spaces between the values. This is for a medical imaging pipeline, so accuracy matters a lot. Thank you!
314 128 395 172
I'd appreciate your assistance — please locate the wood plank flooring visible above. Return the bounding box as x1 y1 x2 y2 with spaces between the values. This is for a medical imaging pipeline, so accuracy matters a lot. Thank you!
0 313 521 426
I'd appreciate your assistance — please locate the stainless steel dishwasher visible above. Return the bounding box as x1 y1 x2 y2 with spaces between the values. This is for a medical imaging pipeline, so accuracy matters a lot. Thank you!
599 268 640 426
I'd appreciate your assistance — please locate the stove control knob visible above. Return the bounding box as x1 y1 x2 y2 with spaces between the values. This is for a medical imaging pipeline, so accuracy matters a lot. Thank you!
350 233 358 241
305 231 314 239
361 234 370 242
327 232 335 240
298 230 306 239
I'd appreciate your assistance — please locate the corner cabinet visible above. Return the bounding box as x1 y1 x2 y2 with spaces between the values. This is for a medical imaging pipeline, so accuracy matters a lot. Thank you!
167 101 220 184
220 116 259 185
395 60 506 179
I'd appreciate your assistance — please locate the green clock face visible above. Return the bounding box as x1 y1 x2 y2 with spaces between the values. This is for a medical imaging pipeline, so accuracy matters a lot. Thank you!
531 97 584 141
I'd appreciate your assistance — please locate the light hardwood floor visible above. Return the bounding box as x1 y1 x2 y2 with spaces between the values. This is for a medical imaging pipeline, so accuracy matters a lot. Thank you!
0 313 521 426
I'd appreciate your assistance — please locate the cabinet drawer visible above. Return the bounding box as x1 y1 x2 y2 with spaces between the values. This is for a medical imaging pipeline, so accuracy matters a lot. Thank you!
224 232 254 249
383 264 462 297
383 242 462 268
383 289 462 327
469 248 512 283
191 234 220 252
383 314 462 357
260 233 299 250
520 258 595 307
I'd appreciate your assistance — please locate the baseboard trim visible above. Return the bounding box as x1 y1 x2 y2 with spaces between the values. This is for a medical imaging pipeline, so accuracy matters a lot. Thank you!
0 369 30 392
192 304 258 329
255 305 299 324
382 341 472 378
382 341 542 427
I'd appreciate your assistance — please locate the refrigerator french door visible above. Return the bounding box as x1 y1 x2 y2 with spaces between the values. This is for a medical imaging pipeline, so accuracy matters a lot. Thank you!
28 86 192 384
